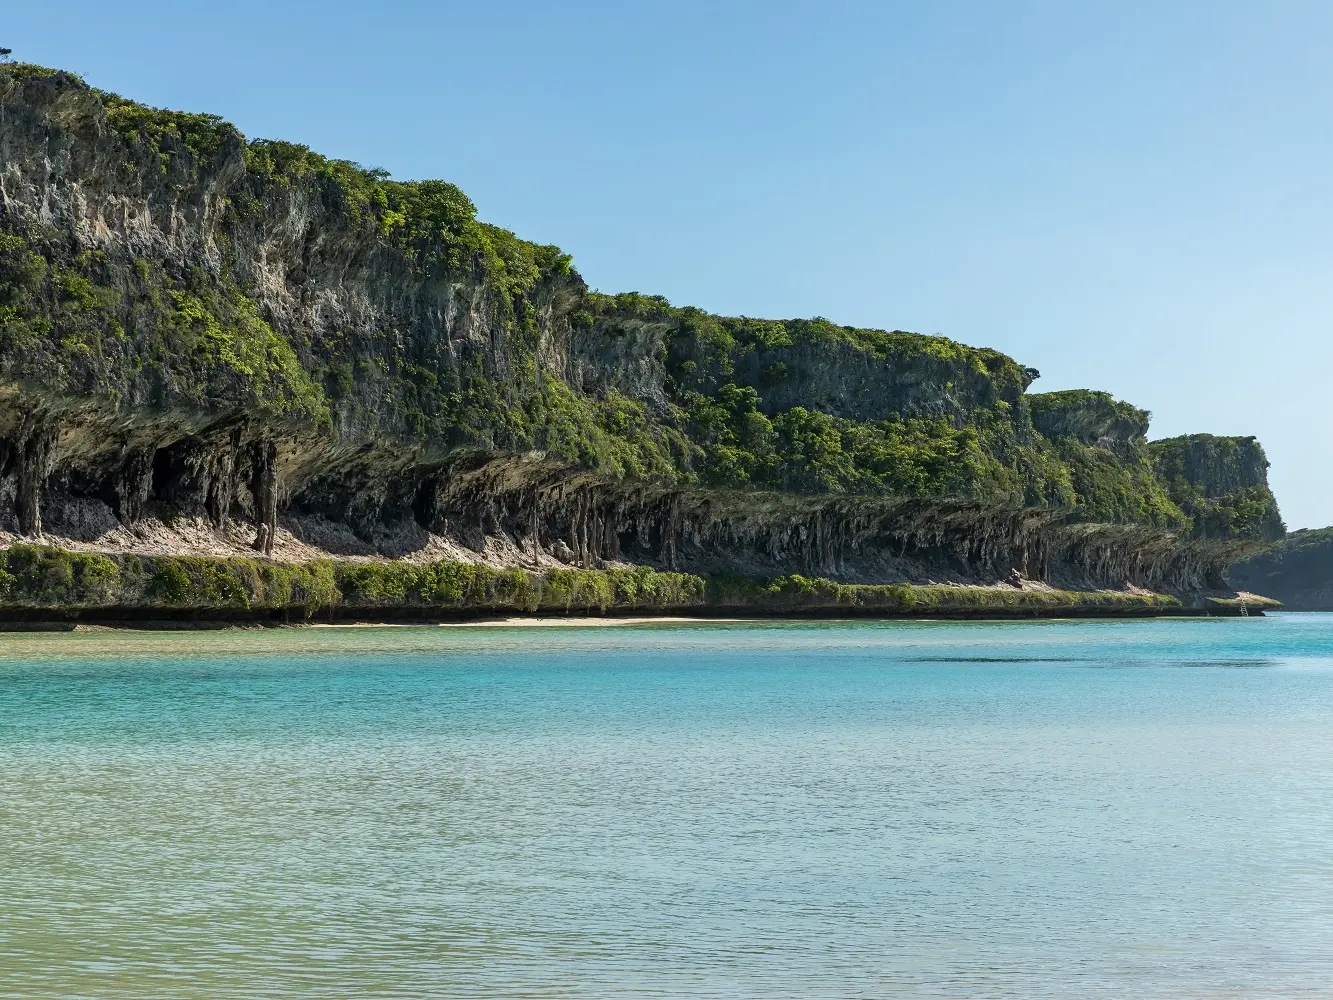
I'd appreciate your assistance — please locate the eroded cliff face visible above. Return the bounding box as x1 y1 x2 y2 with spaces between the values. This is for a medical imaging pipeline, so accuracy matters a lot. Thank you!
0 64 1273 598
377 455 1244 593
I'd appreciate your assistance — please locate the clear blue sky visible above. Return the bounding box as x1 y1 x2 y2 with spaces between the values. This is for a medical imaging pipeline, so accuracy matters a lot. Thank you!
11 1 1333 527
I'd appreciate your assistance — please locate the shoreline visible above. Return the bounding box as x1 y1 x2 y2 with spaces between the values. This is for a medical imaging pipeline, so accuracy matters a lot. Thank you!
310 616 735 628
1 604 1266 632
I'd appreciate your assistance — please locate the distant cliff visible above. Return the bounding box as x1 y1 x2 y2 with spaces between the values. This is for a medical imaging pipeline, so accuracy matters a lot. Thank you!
1229 528 1333 609
0 63 1279 602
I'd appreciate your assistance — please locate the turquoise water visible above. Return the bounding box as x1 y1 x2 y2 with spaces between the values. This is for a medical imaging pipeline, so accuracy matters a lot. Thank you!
3 615 1333 998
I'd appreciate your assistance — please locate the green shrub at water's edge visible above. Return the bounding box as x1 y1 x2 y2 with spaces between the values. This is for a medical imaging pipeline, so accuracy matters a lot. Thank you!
0 545 1179 616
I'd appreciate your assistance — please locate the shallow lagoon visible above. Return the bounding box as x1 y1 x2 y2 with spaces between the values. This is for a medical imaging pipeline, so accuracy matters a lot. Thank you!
2 615 1332 998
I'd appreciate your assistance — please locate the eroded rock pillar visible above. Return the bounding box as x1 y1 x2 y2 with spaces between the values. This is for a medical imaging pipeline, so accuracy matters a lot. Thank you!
206 427 245 530
15 423 56 538
249 440 278 555
114 448 155 524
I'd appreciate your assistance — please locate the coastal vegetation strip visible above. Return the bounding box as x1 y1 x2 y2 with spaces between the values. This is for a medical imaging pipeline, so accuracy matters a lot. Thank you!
0 544 1212 619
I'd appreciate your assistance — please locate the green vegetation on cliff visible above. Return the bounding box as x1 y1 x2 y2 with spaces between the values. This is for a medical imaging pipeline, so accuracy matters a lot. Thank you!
0 228 327 422
1150 434 1284 541
1025 390 1186 527
585 294 1183 517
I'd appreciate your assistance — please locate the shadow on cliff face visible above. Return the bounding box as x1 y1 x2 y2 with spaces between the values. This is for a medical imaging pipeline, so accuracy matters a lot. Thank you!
1228 528 1333 610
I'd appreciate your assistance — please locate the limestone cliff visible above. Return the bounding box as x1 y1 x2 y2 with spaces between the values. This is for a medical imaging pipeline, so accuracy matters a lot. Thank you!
0 63 1278 601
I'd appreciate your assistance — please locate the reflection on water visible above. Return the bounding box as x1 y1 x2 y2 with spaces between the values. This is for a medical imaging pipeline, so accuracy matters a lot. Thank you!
2 614 1332 998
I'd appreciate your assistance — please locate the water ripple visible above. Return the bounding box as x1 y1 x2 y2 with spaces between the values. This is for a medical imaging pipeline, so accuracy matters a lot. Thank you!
2 614 1332 997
